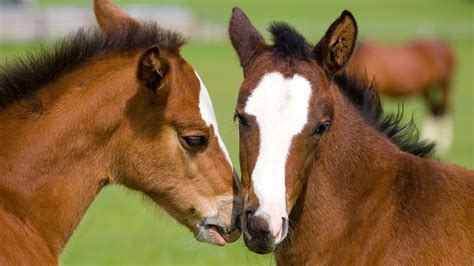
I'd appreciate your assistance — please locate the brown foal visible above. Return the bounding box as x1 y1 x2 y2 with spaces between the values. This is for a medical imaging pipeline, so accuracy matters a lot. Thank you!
0 1 241 264
229 8 473 265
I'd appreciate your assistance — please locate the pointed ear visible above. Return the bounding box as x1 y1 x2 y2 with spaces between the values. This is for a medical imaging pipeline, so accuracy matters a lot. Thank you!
137 46 169 91
229 7 267 69
314 10 357 76
94 0 140 37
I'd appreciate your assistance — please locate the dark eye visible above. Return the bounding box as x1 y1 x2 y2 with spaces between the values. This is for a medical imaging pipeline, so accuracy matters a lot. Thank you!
313 121 331 136
234 111 249 126
182 135 206 147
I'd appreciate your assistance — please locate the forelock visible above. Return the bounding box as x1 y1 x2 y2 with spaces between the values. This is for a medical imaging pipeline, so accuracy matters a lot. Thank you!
268 22 312 61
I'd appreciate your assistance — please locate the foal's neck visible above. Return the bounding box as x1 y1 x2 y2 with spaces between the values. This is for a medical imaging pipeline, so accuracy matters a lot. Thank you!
0 54 136 260
276 87 406 264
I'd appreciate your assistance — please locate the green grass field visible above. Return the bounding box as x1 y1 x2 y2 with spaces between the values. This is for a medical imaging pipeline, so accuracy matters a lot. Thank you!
0 0 473 265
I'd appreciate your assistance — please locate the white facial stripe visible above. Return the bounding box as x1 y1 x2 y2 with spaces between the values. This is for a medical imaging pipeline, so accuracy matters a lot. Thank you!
195 71 233 167
245 72 312 222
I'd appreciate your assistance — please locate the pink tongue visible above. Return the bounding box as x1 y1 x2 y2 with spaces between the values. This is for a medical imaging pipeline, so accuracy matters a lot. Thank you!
209 226 226 246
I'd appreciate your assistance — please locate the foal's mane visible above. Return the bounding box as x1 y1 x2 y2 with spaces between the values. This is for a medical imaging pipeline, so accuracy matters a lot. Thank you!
0 21 185 110
333 73 435 158
268 22 435 158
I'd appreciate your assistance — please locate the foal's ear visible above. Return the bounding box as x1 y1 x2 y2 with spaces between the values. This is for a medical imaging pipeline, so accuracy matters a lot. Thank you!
229 7 267 69
94 0 140 37
137 46 169 91
314 10 357 76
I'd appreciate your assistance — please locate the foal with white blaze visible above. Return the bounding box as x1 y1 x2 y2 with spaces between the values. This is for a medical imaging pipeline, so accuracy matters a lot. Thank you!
230 7 473 265
243 73 312 242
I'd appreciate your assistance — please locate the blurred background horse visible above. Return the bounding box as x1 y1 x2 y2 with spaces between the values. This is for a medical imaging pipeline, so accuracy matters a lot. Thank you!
347 39 455 153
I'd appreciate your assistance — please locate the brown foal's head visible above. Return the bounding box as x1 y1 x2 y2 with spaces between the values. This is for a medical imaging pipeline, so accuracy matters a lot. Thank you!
229 8 357 253
94 0 240 245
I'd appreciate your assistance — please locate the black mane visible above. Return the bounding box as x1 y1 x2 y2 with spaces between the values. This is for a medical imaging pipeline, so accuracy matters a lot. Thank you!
334 73 435 158
0 21 185 109
268 22 312 61
269 22 435 158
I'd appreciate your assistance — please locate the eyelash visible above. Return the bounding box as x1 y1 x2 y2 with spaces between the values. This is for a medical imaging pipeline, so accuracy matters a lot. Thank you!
312 121 331 136
183 136 206 146
181 135 207 149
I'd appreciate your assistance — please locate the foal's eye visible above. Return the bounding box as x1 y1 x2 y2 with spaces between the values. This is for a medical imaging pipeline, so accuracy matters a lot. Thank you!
182 136 207 147
313 121 331 136
234 111 249 126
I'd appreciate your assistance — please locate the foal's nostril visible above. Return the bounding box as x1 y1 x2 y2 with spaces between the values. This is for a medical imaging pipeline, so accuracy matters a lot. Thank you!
245 208 254 219
246 210 271 237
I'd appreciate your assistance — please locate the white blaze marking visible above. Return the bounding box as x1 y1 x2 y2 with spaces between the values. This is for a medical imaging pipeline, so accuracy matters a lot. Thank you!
245 72 312 229
195 71 233 167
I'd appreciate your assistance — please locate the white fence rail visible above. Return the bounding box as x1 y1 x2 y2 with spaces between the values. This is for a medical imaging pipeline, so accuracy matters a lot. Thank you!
0 4 226 43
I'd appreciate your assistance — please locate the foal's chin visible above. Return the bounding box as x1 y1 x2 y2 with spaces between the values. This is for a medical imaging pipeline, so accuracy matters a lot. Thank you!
192 200 242 246
242 233 276 254
241 211 289 254
242 221 282 254
193 223 241 246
